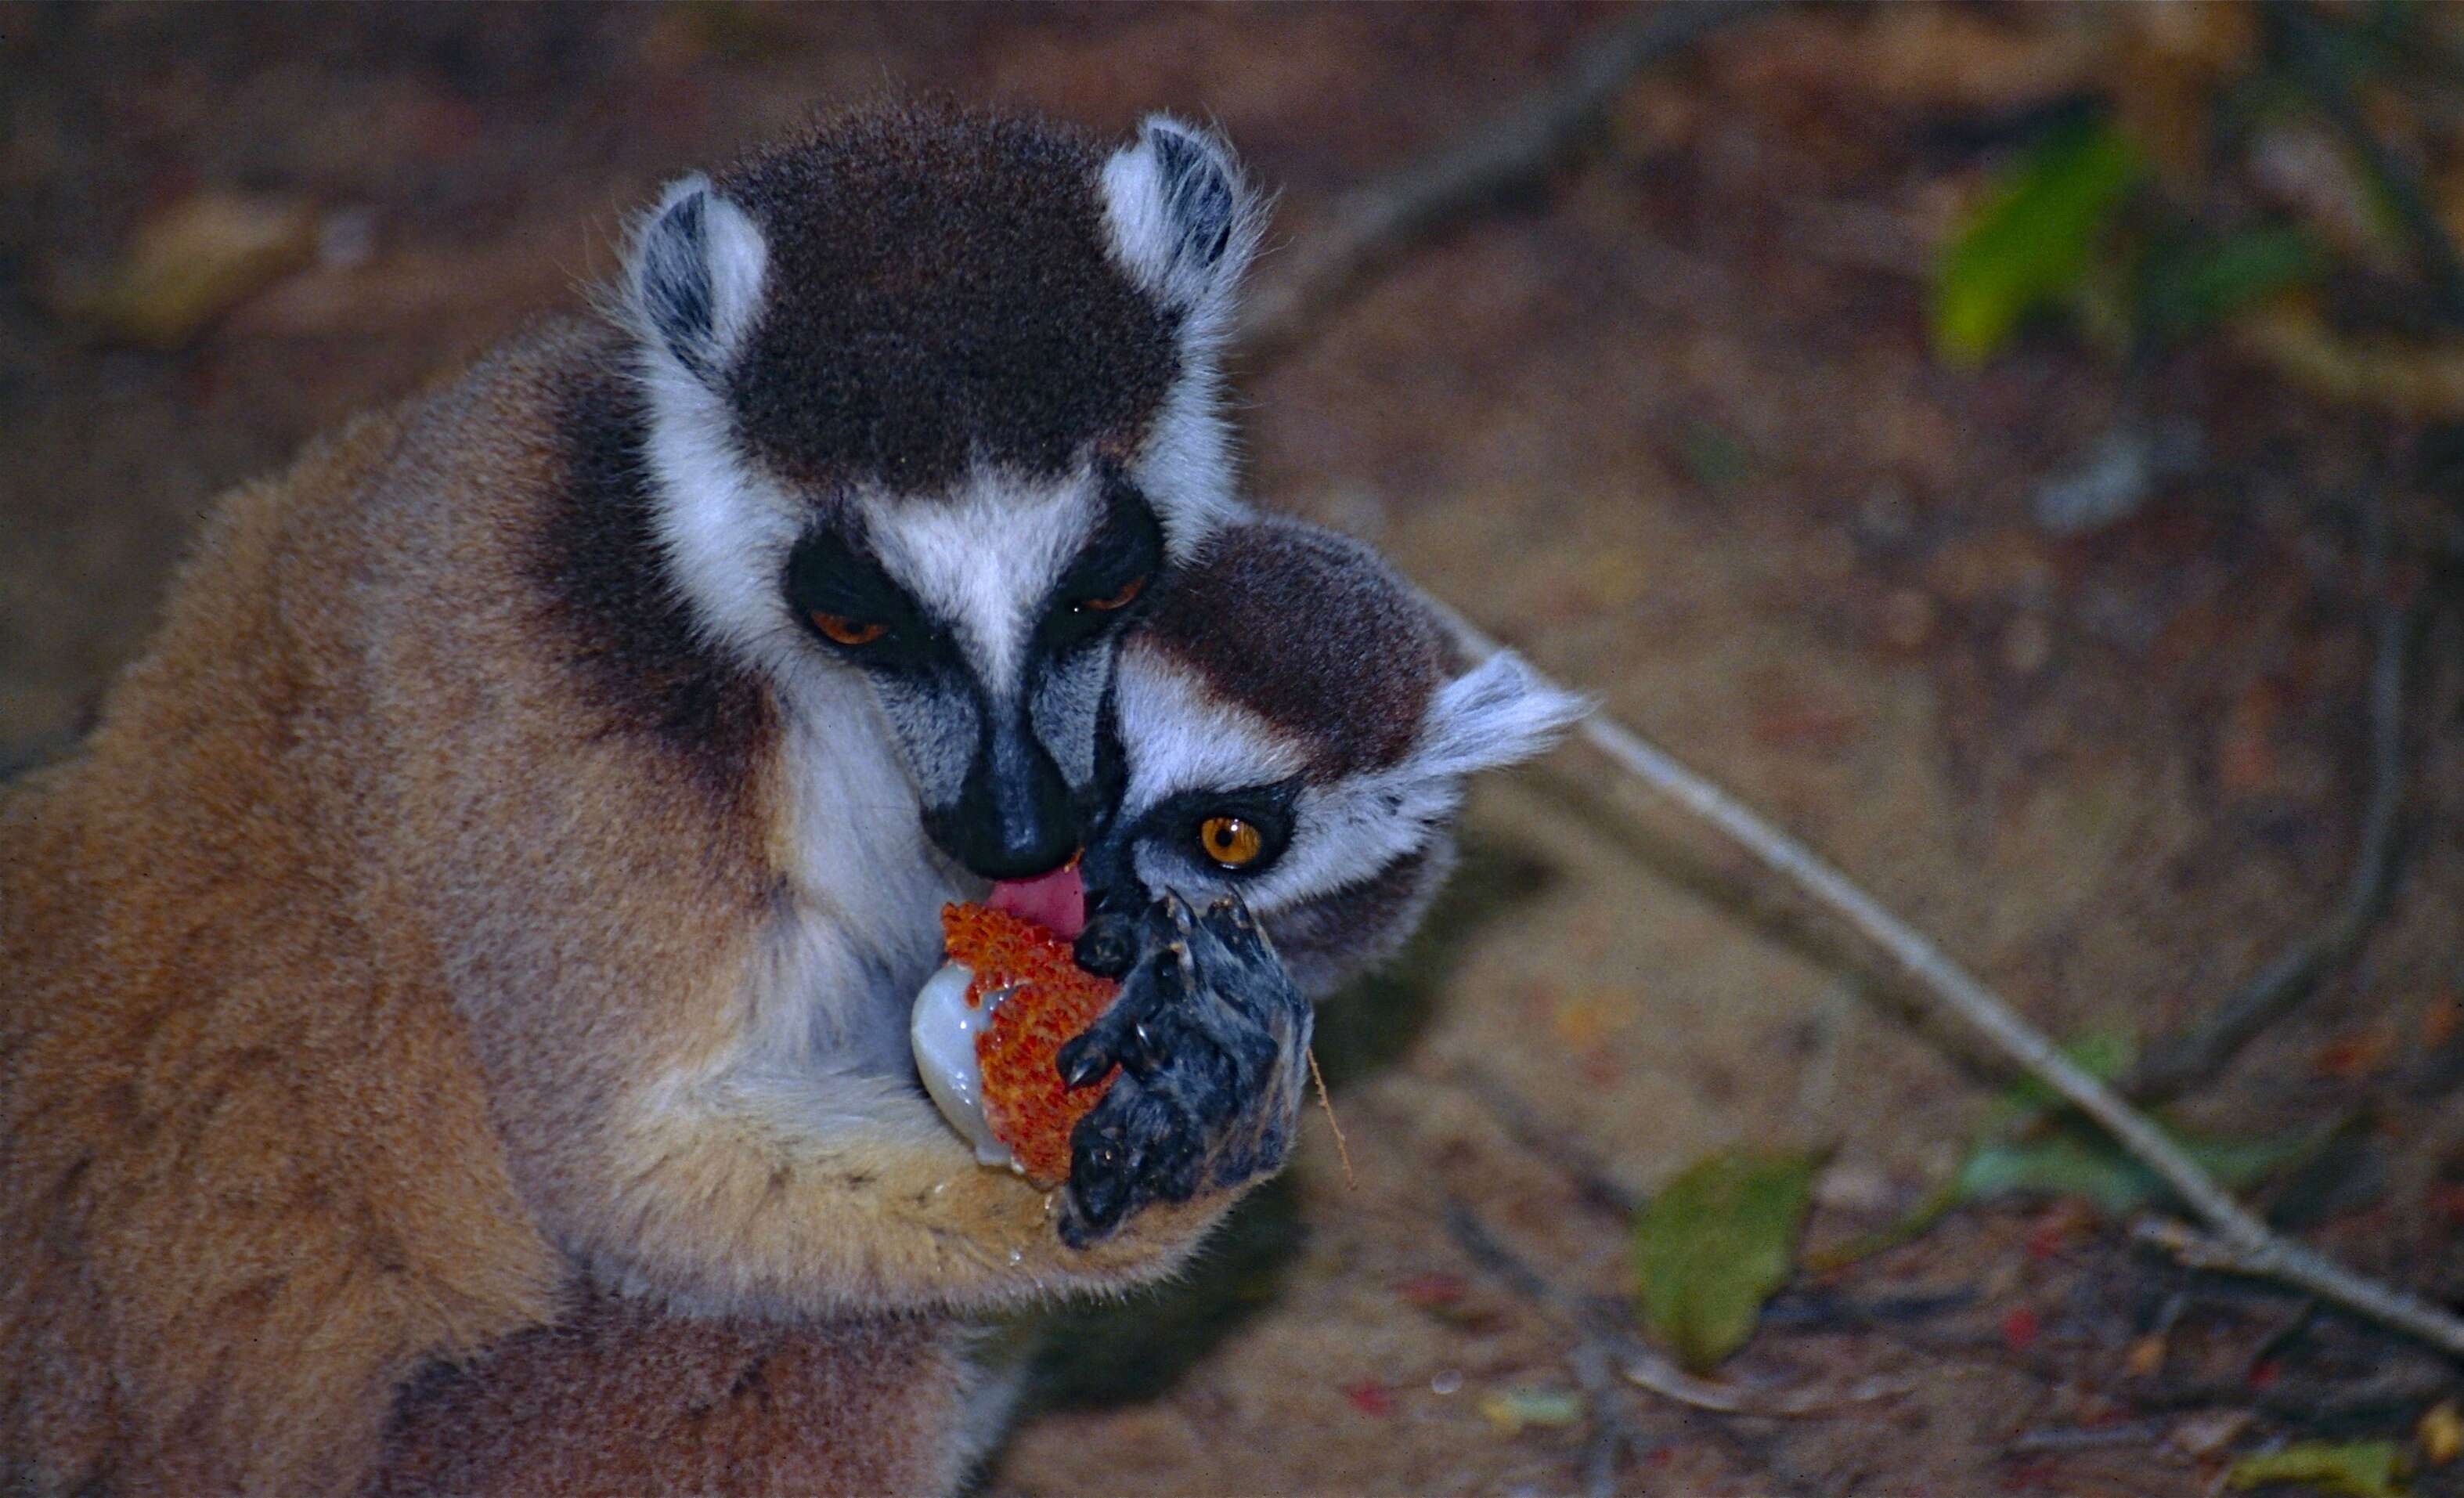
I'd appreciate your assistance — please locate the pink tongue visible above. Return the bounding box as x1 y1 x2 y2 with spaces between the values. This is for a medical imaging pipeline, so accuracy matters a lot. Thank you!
989 864 1087 941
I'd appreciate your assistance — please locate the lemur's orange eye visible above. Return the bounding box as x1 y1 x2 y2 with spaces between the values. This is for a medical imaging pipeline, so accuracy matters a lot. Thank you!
1076 574 1146 613
1198 815 1264 868
812 612 889 647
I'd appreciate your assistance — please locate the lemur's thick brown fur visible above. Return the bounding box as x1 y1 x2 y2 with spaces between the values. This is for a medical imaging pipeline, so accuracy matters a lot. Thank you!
373 1290 975 1498
0 320 1228 1495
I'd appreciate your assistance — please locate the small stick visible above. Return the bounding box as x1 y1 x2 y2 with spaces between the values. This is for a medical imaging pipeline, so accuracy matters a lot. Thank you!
1427 599 2464 1361
1233 0 1777 370
1452 1063 1646 1218
2004 1420 2170 1456
1306 1045 1355 1187
1569 1334 1630 1498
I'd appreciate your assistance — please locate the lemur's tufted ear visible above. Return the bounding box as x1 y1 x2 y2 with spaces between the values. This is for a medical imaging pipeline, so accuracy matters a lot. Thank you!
1409 650 1592 781
630 174 768 384
1100 115 1260 339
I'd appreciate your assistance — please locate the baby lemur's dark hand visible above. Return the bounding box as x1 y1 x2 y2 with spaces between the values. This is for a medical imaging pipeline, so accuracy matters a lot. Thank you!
1052 890 1310 1249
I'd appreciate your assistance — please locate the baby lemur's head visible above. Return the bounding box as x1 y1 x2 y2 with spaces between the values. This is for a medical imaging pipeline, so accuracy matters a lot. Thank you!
1081 518 1587 996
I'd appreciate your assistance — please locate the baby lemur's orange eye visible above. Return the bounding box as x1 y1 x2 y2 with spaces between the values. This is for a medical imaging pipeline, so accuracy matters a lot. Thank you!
812 612 889 647
1076 574 1146 613
1198 815 1264 868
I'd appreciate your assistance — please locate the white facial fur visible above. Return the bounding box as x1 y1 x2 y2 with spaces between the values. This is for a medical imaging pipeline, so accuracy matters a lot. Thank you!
1096 114 1261 556
852 470 1109 811
1109 640 1589 920
861 478 1095 700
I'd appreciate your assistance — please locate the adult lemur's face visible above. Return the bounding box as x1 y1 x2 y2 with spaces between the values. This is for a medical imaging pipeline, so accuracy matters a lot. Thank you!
622 105 1256 883
781 468 1163 878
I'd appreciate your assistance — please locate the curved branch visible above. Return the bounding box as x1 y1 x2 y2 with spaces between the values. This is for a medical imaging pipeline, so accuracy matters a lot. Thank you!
1232 1 1777 370
2127 549 2410 1103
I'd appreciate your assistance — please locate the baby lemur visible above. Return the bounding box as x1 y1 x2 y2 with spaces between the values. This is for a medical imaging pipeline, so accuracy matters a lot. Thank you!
4 103 1292 1495
371 513 1582 1495
1056 514 1586 1238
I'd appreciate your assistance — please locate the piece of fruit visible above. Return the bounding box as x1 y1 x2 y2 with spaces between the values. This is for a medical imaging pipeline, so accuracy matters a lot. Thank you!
911 902 1119 1184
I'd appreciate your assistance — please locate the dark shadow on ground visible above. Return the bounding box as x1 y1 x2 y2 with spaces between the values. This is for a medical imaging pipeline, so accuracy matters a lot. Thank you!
1311 831 1560 1091
1009 1170 1310 1416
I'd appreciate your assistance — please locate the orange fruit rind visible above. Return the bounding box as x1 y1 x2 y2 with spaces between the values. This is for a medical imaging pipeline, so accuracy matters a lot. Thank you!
911 902 1120 1185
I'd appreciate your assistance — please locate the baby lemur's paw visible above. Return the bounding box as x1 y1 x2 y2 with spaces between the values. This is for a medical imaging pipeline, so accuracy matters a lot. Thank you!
1053 892 1311 1248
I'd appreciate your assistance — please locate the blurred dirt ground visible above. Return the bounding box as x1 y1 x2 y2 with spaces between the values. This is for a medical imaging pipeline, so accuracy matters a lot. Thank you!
6 5 2462 1495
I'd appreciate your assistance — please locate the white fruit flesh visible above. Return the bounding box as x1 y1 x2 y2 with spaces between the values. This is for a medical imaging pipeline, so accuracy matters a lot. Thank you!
910 961 1023 1171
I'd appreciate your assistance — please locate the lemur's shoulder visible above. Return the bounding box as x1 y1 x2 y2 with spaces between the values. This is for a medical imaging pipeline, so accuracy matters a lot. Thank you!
0 396 564 1494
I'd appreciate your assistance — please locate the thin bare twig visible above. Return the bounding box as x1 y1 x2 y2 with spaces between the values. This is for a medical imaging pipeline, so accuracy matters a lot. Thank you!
1568 1330 1632 1498
1233 0 1775 371
1452 1063 1647 1218
2005 1420 2170 1456
2127 507 2412 1103
2129 1357 2455 1422
1427 600 2464 1361
1305 1045 1355 1186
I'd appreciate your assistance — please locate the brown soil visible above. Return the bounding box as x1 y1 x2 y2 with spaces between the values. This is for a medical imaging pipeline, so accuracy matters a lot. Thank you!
6 6 2459 1494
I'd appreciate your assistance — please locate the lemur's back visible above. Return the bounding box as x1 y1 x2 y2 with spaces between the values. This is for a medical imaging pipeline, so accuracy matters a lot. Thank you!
0 322 792 1493
0 313 1192 1496
0 375 563 1491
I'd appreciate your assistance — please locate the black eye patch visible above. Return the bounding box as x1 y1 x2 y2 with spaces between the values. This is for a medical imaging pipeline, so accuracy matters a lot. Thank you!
783 524 940 666
1039 473 1165 652
1134 778 1301 882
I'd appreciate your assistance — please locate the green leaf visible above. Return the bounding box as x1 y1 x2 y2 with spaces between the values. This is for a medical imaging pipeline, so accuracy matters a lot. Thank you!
1955 1119 2306 1216
1932 120 2146 364
2139 227 2324 343
2226 1439 2409 1496
1633 1147 1820 1373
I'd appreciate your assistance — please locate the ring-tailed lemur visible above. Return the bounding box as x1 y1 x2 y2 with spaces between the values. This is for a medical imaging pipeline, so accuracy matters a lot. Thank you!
918 513 1589 1243
1 104 1293 1496
378 514 1586 1495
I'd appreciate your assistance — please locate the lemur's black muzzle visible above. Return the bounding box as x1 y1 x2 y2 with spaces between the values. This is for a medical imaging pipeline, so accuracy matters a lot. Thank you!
927 719 1078 881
